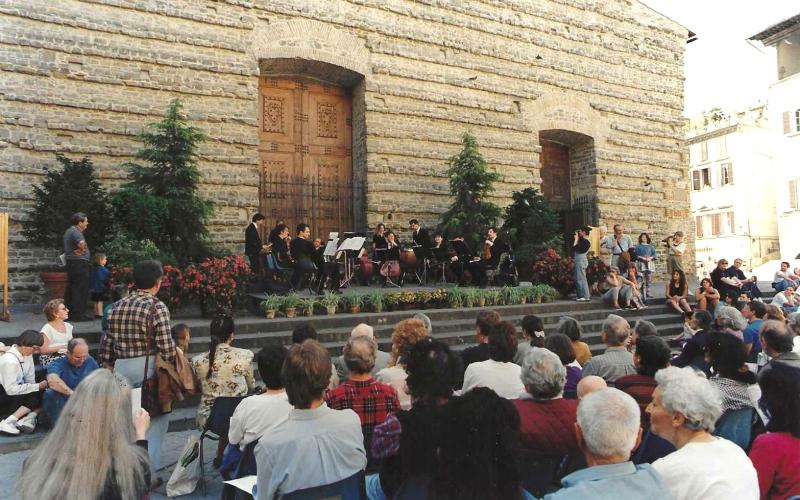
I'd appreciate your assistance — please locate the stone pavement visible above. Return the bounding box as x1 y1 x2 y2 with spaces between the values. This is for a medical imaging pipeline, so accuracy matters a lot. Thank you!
0 429 225 500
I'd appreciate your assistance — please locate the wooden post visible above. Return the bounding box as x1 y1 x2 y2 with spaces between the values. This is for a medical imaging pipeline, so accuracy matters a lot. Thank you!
0 213 9 321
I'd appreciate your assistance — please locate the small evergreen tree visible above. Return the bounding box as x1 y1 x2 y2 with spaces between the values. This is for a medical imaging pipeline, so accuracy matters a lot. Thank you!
437 132 502 252
113 99 214 264
501 187 562 277
23 154 112 253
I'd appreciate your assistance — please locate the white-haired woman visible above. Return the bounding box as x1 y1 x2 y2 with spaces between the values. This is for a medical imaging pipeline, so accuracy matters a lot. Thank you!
17 369 152 499
714 305 748 341
647 366 759 500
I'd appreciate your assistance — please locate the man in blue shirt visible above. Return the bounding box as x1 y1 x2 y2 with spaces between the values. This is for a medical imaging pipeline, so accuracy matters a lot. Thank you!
544 388 671 499
741 301 765 363
42 338 98 425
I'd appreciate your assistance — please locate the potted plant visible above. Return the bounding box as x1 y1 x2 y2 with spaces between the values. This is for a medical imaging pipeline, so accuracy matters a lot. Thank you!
383 292 399 312
530 284 544 304
366 290 384 313
320 291 340 315
500 286 515 306
261 294 284 319
299 297 317 317
462 288 478 308
22 154 113 300
447 287 464 308
543 285 559 303
431 288 447 308
282 293 301 318
475 288 487 307
346 292 366 314
415 290 433 309
486 289 501 306
397 291 417 310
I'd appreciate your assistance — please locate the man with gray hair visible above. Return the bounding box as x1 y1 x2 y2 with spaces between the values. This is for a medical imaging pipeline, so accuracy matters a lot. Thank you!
42 338 99 424
758 319 800 374
334 323 390 381
325 335 399 468
582 315 635 384
544 388 670 499
513 348 580 455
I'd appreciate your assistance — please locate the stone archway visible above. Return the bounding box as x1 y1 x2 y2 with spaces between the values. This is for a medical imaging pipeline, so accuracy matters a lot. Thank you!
247 21 371 236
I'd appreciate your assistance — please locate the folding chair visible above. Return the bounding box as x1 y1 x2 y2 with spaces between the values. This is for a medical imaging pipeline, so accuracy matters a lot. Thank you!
281 470 366 500
199 396 246 495
222 439 260 500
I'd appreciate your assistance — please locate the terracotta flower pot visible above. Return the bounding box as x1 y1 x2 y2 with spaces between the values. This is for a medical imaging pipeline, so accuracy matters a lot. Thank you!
350 305 361 314
285 307 297 318
326 305 337 316
265 309 276 319
40 271 68 300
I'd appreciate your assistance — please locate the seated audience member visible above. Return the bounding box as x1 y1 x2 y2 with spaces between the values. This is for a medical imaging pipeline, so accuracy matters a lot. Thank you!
559 316 591 366
790 313 800 353
577 376 607 399
513 348 580 455
17 369 151 499
0 330 47 435
771 287 797 314
39 299 74 368
543 388 670 499
582 315 636 385
759 320 800 374
460 310 501 373
334 323 390 381
228 344 292 450
771 261 798 291
615 336 671 426
705 333 758 414
255 340 366 499
665 270 692 314
413 312 433 335
326 335 400 467
766 304 787 323
694 278 720 312
170 323 191 354
710 259 734 298
740 301 765 362
370 339 461 500
748 362 800 500
714 305 748 340
291 324 339 388
602 267 636 310
42 338 99 425
671 310 713 373
544 333 582 398
628 320 658 353
461 320 525 399
514 315 546 365
405 387 530 500
649 367 759 500
724 258 763 299
191 315 255 429
376 318 427 410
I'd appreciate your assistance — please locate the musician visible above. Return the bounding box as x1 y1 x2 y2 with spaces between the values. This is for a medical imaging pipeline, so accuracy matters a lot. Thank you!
271 224 292 266
380 231 402 287
372 223 388 254
431 233 457 282
466 227 508 287
291 223 340 294
244 213 271 274
409 219 431 251
267 219 286 248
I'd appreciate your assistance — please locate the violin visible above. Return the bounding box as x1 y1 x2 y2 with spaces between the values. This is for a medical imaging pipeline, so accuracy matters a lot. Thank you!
483 240 492 261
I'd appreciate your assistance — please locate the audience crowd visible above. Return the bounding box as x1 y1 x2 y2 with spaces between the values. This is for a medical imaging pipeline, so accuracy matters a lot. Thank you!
1 258 799 500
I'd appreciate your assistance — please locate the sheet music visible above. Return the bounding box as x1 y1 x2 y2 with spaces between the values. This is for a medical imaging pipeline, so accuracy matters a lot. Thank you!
337 236 366 252
224 476 257 494
323 239 339 257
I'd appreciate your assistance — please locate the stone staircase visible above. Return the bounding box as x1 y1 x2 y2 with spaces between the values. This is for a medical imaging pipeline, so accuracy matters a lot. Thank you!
0 298 686 454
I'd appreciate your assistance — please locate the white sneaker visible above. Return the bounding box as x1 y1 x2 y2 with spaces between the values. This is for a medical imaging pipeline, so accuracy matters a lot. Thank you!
16 413 36 434
0 419 20 435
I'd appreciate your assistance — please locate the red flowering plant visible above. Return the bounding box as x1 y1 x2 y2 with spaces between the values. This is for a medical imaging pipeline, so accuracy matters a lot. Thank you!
585 253 609 290
183 255 250 316
108 266 134 291
530 248 575 297
156 265 185 311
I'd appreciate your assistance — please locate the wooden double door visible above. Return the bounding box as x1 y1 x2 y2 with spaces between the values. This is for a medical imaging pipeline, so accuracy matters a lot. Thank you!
540 141 587 255
258 78 353 241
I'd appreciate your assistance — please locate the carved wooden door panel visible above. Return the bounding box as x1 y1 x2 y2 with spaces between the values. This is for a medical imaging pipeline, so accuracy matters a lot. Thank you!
540 142 570 208
259 78 352 241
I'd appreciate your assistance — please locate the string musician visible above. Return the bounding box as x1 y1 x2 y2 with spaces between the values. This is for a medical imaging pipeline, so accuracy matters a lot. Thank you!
463 227 509 288
430 233 458 283
378 231 402 287
271 223 292 267
290 223 340 294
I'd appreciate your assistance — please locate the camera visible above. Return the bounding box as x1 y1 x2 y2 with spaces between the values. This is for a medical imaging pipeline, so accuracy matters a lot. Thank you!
661 236 672 243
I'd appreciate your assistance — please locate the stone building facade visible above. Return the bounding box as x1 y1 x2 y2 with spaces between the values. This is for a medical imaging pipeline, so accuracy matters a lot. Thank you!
0 0 692 302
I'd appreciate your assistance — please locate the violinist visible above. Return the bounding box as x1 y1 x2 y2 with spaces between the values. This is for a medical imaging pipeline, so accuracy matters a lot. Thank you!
466 227 508 287
271 223 292 266
380 231 402 286
267 219 286 248
431 233 457 283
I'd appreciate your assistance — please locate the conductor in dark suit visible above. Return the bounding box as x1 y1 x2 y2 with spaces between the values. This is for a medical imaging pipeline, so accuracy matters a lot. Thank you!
245 213 269 273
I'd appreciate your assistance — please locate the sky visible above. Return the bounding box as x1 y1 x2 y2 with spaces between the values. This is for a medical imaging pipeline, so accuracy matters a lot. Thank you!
640 0 798 116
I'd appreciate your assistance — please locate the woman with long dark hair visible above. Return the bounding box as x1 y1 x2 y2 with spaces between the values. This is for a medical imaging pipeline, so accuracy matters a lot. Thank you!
635 232 657 301
191 314 254 429
704 332 758 414
665 270 691 314
694 277 720 312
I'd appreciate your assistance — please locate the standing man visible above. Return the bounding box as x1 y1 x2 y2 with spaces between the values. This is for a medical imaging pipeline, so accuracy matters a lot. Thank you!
665 231 686 275
100 260 177 484
574 226 592 302
63 212 92 321
606 224 633 270
245 213 270 274
409 219 431 251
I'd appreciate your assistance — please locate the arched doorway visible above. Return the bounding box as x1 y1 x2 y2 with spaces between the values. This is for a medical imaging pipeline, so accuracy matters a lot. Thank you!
257 59 364 241
538 129 598 255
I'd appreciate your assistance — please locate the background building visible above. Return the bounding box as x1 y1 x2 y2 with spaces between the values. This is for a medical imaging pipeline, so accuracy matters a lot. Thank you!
687 105 778 278
0 0 692 302
750 14 800 262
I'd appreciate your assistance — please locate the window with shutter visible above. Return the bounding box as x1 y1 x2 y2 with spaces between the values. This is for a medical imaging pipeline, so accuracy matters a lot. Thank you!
784 111 792 134
727 211 735 234
720 163 733 185
700 141 708 161
711 213 721 236
796 109 800 132
701 168 711 188
692 170 701 191
717 136 727 157
790 180 798 210
695 215 704 238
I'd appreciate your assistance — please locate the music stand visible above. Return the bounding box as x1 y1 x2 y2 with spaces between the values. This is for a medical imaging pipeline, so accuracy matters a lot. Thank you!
374 248 400 288
450 240 474 260
430 246 449 285
411 245 430 285
337 236 366 288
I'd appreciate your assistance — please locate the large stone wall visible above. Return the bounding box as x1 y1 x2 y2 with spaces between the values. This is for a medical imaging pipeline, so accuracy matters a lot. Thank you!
0 0 692 303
